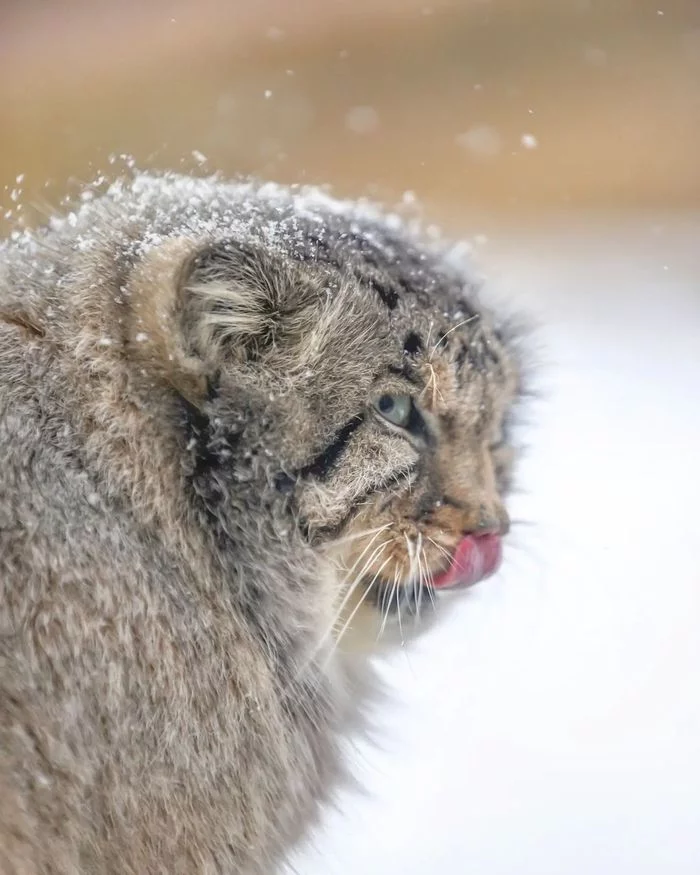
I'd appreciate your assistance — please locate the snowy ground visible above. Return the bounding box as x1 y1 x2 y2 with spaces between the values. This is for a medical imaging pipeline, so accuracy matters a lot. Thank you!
289 212 700 875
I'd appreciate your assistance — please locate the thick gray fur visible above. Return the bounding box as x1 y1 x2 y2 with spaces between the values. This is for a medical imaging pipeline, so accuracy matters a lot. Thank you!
0 173 521 874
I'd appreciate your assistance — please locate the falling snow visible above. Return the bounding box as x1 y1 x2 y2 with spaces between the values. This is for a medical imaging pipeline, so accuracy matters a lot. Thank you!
455 125 502 158
0 164 482 326
345 106 380 135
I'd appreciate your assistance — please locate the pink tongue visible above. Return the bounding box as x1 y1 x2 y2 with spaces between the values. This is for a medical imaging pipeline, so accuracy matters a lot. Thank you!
431 534 502 590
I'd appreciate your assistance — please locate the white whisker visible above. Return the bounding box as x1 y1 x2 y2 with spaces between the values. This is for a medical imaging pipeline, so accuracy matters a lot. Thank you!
396 580 405 646
330 540 391 633
333 555 392 649
294 538 392 680
378 568 400 641
429 314 479 360
422 539 439 611
427 536 453 563
337 527 391 588
413 532 425 622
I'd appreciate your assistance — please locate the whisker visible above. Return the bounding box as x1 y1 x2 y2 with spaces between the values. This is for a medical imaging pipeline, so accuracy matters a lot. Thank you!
404 532 417 578
336 526 392 589
396 582 405 645
411 533 425 604
415 538 427 622
333 556 392 649
378 568 400 641
411 533 421 616
422 541 438 611
425 318 435 352
403 534 415 596
413 532 425 622
429 314 479 360
421 361 445 409
331 540 392 630
427 536 453 563
508 518 537 529
294 539 391 680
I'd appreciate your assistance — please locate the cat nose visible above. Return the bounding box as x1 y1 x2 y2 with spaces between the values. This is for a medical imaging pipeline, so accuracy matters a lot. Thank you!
467 515 510 537
458 502 510 537
428 494 510 537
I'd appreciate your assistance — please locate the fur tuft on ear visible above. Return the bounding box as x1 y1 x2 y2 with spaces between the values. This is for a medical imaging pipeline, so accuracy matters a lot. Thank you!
181 241 318 361
124 237 319 402
185 268 274 359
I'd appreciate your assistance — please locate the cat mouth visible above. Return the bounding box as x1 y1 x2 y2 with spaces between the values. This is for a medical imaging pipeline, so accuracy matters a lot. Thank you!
368 533 503 614
429 533 503 590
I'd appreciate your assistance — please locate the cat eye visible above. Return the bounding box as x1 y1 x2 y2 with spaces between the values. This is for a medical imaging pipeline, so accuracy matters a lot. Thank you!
373 393 412 427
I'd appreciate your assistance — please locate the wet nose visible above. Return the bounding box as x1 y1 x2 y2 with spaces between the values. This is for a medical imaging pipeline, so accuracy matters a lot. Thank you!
446 498 510 537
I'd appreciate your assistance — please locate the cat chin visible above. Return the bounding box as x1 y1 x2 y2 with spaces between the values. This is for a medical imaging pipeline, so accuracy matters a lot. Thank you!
334 582 444 657
330 532 504 657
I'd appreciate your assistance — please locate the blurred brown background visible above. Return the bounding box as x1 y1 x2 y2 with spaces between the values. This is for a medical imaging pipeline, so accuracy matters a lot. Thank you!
1 0 699 234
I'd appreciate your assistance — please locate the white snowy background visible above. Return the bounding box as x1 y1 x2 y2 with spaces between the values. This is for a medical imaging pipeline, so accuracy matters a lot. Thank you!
289 212 700 875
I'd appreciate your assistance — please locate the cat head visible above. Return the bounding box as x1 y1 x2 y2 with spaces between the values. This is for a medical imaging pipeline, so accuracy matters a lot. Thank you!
117 178 524 635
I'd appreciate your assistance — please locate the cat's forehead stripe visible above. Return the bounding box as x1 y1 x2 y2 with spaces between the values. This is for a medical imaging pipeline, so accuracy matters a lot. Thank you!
403 332 423 355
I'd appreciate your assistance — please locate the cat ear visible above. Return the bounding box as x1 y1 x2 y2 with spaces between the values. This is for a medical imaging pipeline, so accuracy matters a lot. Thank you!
181 240 283 361
125 238 280 404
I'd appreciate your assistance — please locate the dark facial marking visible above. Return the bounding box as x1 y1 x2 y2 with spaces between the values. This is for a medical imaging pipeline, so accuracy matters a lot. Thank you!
403 332 423 356
406 401 434 446
178 397 242 542
205 372 221 401
455 341 469 373
179 399 217 479
299 415 365 481
273 471 296 494
0 311 46 338
367 276 399 310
